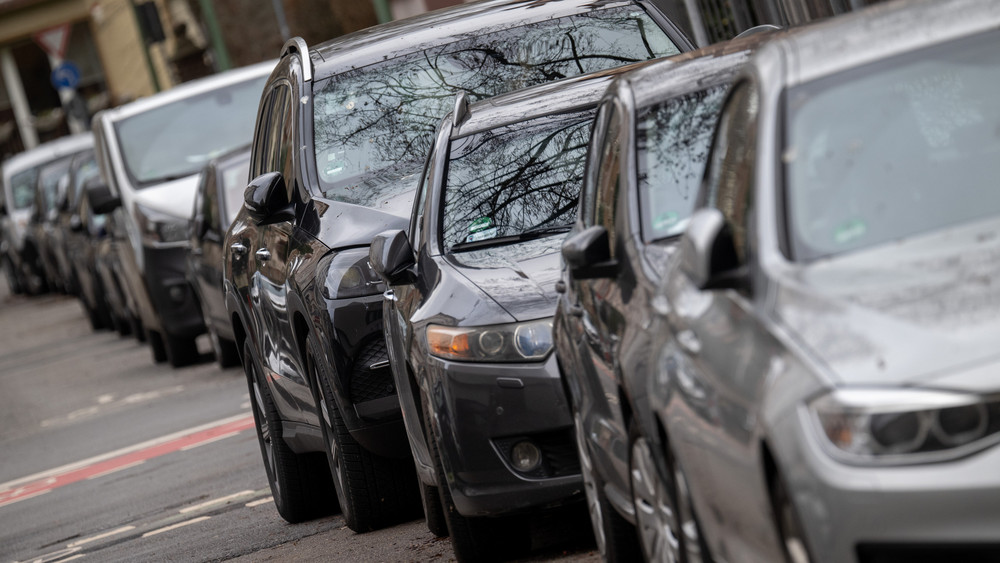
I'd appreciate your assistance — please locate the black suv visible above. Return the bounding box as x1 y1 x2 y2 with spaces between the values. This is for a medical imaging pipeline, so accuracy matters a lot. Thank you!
225 0 690 530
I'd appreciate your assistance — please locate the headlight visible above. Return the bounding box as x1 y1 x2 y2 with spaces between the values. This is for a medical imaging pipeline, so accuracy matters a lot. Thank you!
809 388 1000 465
136 204 188 244
426 319 553 363
320 248 384 299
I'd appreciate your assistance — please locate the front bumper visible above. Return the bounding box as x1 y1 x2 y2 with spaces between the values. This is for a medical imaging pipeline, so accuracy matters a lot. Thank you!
777 406 1000 563
426 353 582 517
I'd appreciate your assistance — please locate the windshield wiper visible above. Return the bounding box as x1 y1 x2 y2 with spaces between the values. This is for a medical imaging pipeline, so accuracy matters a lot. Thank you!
450 223 573 253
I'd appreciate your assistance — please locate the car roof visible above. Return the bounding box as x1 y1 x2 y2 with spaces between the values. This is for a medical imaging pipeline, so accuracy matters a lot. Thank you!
309 0 670 78
93 60 275 124
451 60 651 138
763 0 999 87
1 133 93 180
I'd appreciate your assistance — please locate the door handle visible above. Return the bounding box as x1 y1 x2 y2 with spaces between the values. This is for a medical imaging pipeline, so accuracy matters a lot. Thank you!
255 248 271 261
383 289 396 302
677 329 702 356
230 242 247 256
554 280 566 294
570 304 583 317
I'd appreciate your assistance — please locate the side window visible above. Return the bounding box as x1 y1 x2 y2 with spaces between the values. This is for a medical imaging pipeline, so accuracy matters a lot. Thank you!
409 154 433 245
594 105 623 256
204 170 221 234
580 103 610 228
250 89 275 179
703 81 758 264
274 84 295 191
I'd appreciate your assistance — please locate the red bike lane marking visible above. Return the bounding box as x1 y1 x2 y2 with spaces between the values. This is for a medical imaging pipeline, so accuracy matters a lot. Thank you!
0 415 255 509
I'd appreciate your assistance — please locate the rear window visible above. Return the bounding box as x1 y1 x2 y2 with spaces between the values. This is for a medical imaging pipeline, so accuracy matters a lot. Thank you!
312 4 680 208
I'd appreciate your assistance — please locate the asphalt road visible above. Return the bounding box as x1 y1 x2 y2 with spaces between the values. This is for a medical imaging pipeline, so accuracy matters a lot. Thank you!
0 278 599 563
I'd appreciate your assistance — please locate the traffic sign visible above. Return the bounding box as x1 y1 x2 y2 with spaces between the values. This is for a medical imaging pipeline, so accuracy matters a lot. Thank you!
51 61 80 90
33 24 71 59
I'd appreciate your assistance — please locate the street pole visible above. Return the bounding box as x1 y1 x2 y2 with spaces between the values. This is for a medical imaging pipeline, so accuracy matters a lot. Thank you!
371 0 392 24
198 0 231 71
0 47 39 149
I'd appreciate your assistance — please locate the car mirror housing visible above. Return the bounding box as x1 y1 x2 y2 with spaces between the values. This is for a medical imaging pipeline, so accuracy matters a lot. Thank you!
85 178 121 215
679 207 747 290
370 229 416 285
562 225 617 280
244 172 292 223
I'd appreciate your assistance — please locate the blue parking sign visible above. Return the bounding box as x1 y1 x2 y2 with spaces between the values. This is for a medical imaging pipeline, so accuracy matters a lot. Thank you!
51 61 80 90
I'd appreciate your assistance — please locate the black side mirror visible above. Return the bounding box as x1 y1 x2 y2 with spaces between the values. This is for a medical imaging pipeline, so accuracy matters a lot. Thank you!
85 178 120 215
370 229 416 285
244 172 292 223
679 208 747 290
562 225 617 280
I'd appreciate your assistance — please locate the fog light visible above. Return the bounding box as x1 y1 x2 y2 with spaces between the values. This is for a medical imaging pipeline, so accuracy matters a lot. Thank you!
167 285 186 304
510 441 542 473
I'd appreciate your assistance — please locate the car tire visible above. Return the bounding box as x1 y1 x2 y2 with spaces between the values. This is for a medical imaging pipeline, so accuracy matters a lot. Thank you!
423 399 530 562
3 255 23 295
165 333 200 368
21 256 48 296
148 330 168 363
85 301 107 331
307 335 420 533
420 478 449 538
630 428 709 563
771 471 813 563
244 339 334 523
208 324 241 368
574 409 639 563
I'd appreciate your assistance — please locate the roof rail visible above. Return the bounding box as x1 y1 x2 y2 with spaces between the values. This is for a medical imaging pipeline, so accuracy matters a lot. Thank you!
280 37 312 82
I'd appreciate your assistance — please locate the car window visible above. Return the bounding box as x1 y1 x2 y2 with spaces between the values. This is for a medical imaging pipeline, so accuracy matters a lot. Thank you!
410 155 433 245
37 156 75 213
636 85 728 241
114 73 266 187
784 29 1000 261
442 109 594 252
312 5 680 210
221 156 252 225
703 80 757 264
69 153 99 210
581 103 611 228
595 106 623 257
10 166 41 210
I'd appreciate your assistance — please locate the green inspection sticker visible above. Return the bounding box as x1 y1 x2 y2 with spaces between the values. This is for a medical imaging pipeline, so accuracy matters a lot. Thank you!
653 211 679 231
833 219 867 244
469 217 493 233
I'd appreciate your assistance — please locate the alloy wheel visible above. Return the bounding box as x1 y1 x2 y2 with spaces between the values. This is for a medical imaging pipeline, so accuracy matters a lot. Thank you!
252 378 279 499
574 411 608 556
316 374 349 516
631 436 682 563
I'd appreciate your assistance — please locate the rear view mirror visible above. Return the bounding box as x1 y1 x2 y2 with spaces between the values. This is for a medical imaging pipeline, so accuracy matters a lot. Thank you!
679 208 747 290
562 225 617 280
85 178 120 215
370 229 416 285
244 172 292 223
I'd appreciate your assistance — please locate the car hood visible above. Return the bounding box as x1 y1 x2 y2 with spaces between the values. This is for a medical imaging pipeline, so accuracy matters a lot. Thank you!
446 236 562 322
132 175 200 219
774 218 1000 391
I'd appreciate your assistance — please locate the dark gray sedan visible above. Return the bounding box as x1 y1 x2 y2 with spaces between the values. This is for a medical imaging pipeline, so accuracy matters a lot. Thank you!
652 0 1000 561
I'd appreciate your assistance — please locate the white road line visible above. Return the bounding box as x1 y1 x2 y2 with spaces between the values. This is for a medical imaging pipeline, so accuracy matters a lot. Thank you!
178 431 242 451
84 461 145 480
245 496 273 508
179 490 256 514
66 526 136 547
0 413 251 492
140 516 211 538
49 554 85 563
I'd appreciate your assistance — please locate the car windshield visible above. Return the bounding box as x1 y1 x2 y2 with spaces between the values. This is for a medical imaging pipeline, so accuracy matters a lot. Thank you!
443 109 593 252
70 154 100 209
785 29 1000 261
114 74 266 187
221 156 251 225
36 156 75 213
10 166 41 210
312 4 679 208
637 85 727 241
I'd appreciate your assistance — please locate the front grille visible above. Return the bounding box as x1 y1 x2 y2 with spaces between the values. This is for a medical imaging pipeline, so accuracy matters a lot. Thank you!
348 338 395 403
493 428 580 479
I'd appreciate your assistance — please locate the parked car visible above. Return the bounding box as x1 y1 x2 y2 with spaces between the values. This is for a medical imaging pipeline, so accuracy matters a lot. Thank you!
552 34 772 562
92 206 136 338
54 150 100 297
650 1 1000 562
370 63 646 559
28 153 83 293
90 61 272 367
187 146 251 368
1 133 93 295
225 0 692 531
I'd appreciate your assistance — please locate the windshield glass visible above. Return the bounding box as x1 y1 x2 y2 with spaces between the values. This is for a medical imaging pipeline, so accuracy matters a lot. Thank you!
637 85 727 241
785 30 1000 261
37 156 75 213
70 154 100 210
10 166 41 210
442 109 593 252
115 74 266 187
312 5 679 208
221 156 251 225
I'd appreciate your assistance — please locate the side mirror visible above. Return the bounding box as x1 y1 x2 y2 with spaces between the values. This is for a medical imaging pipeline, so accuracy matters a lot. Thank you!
561 225 617 280
85 178 120 214
679 208 747 290
370 229 416 285
244 172 292 222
